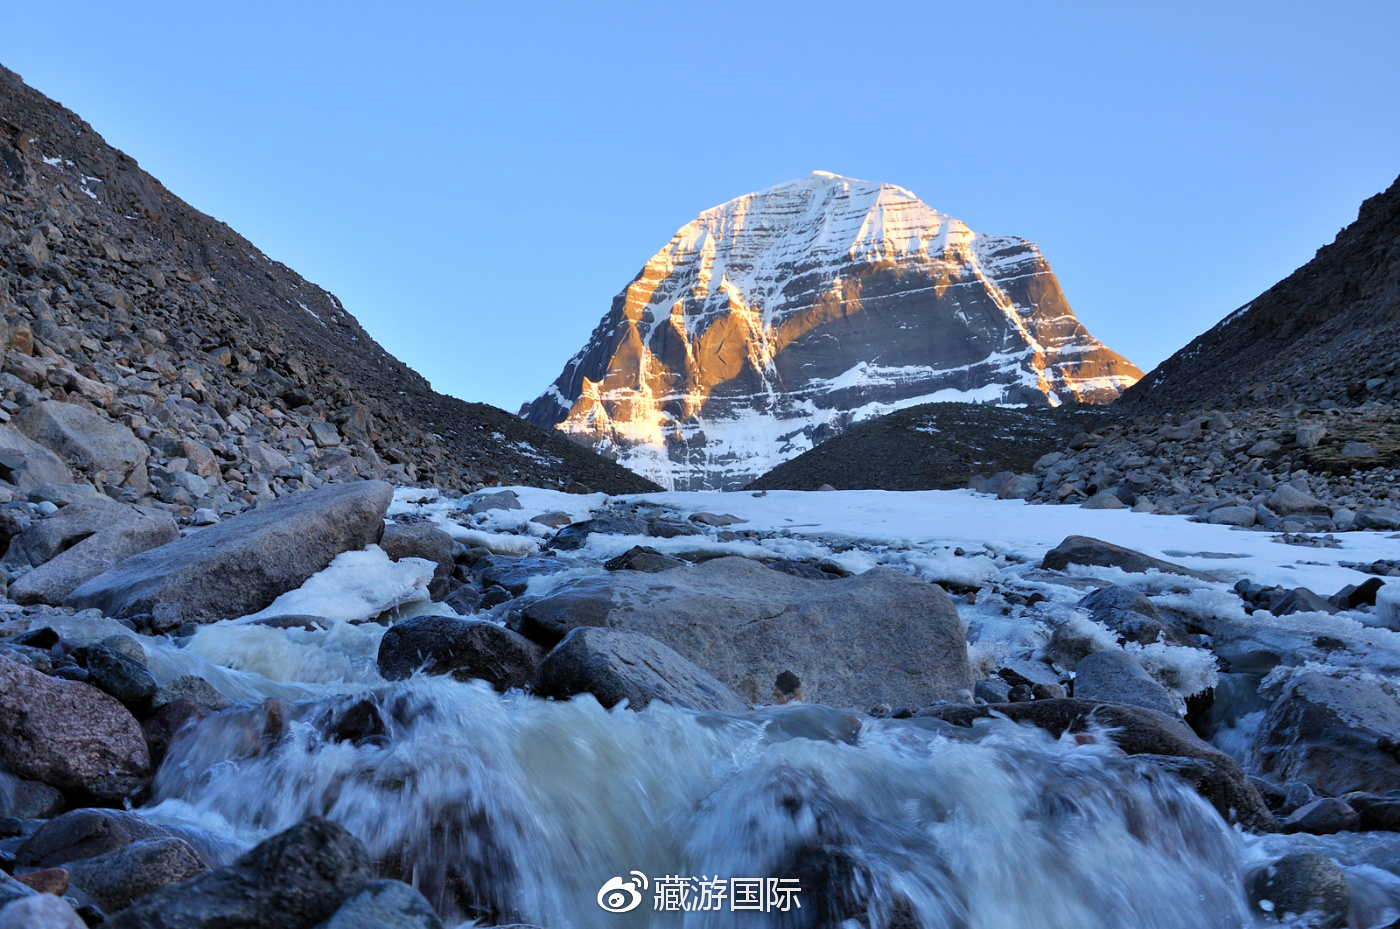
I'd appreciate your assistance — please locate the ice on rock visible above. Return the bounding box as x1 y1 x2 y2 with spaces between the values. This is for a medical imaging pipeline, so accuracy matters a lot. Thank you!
1377 582 1400 629
235 545 437 625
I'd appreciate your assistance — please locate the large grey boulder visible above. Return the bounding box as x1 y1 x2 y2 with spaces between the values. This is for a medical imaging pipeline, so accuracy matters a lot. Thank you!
1072 649 1178 716
64 837 209 913
7 499 180 605
1042 535 1199 577
0 425 73 491
312 880 443 929
377 617 541 691
0 657 150 803
1267 484 1331 518
1252 669 1400 796
518 556 973 708
16 401 148 493
921 699 1273 830
538 627 750 712
107 817 373 929
65 481 393 627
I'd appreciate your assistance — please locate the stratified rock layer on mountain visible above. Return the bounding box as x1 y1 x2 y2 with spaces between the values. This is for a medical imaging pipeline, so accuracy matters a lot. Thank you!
525 172 1140 490
0 64 657 500
1119 173 1400 412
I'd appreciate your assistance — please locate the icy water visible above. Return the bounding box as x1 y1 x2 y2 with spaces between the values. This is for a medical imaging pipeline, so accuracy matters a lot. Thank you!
37 486 1400 927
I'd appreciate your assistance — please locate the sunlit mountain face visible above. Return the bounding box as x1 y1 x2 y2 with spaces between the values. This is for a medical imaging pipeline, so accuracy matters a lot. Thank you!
524 172 1140 490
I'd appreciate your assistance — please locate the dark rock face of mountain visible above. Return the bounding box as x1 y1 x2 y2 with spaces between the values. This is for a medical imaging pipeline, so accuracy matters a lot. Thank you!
525 172 1140 491
0 64 657 500
1120 174 1400 412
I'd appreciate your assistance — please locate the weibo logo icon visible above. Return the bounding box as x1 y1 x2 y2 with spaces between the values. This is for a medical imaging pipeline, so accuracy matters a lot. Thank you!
597 872 649 913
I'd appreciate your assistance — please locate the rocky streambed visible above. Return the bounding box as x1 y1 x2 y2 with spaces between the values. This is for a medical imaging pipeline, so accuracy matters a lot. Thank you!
0 479 1398 927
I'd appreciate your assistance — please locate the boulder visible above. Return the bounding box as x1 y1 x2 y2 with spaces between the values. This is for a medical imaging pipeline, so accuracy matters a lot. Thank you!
1072 649 1178 716
12 868 68 896
10 511 180 605
1280 798 1359 835
149 675 230 713
603 545 684 573
17 809 177 869
1208 505 1256 528
1267 484 1330 518
1247 852 1348 927
472 555 570 596
971 472 1017 496
16 401 148 492
1296 424 1327 448
65 481 393 627
538 627 750 712
106 817 372 929
689 512 744 527
377 617 541 691
1329 577 1385 610
920 699 1273 830
1251 669 1400 796
0 774 64 819
0 657 150 803
1080 490 1127 510
1041 536 1199 577
1355 506 1400 531
1079 585 1161 619
996 659 1061 689
518 556 973 708
312 880 443 929
71 643 157 708
645 517 702 538
4 495 143 568
549 515 649 551
1093 608 1195 647
1271 587 1339 617
1344 792 1400 831
0 894 85 929
0 426 73 492
65 837 209 913
996 474 1039 501
379 524 454 600
528 511 572 529
464 491 521 515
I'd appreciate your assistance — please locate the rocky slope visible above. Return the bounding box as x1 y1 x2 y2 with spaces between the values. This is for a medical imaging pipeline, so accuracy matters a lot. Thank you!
1119 172 1400 412
524 171 1141 490
0 63 657 503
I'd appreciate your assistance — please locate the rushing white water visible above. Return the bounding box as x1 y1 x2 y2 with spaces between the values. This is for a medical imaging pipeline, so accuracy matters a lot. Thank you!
124 606 1253 929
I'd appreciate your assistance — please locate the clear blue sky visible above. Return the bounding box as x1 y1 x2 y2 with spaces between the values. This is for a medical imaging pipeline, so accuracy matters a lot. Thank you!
4 2 1397 412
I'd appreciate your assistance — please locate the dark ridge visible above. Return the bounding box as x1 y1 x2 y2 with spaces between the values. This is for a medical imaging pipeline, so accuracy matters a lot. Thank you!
1117 174 1400 413
745 402 1101 492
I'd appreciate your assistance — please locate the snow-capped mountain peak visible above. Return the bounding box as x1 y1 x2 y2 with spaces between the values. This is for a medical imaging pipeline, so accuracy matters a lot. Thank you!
524 173 1141 490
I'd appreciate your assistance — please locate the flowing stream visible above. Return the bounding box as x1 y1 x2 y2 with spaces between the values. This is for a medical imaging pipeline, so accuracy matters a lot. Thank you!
72 611 1265 929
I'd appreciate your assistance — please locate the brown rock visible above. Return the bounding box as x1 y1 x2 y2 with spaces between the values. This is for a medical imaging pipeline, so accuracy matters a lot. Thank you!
0 656 150 802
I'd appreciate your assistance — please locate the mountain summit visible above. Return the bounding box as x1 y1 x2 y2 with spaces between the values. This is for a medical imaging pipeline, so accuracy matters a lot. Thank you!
524 172 1141 490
